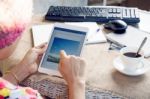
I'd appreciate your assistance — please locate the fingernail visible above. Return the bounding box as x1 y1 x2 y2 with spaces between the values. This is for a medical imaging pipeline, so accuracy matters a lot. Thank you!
60 50 64 53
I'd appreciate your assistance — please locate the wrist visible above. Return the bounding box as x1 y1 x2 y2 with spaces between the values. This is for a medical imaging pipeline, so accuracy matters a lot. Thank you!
3 71 18 85
68 80 85 99
12 63 31 81
69 80 85 90
68 79 85 88
3 63 30 85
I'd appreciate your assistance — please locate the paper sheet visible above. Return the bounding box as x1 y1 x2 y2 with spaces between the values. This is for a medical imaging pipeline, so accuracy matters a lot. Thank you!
32 24 53 46
138 10 150 33
65 22 107 44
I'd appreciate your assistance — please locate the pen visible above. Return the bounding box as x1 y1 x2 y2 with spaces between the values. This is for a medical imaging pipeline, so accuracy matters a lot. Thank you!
87 28 100 41
96 28 100 32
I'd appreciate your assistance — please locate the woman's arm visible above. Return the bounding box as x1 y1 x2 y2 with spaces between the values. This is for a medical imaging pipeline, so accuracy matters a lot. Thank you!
2 62 30 85
68 80 85 99
59 50 86 99
3 43 47 85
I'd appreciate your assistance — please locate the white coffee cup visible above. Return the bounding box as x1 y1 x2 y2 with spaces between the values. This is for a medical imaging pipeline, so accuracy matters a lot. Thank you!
120 47 144 71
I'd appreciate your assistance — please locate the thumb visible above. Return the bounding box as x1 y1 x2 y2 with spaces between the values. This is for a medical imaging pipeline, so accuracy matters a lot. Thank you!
60 50 67 59
34 44 47 55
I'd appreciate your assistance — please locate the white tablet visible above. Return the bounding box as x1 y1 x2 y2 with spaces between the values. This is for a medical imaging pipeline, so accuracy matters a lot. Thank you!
38 23 88 76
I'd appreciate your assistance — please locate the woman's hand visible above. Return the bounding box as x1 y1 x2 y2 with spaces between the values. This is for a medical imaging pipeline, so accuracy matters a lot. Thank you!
58 50 86 99
59 50 86 85
3 43 47 85
20 43 47 74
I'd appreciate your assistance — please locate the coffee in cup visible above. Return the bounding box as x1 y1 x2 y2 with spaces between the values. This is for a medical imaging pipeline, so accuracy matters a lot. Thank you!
123 52 141 58
120 47 144 71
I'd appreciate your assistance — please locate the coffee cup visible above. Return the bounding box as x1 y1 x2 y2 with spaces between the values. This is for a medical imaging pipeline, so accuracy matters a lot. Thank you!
120 47 144 71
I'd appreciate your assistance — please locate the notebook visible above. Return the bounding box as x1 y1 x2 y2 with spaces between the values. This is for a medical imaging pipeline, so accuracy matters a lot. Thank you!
106 26 150 57
32 24 53 46
32 22 107 46
138 10 150 33
65 22 107 44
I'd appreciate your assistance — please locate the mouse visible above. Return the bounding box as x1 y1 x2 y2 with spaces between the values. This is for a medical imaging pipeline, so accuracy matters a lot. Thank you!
104 20 128 34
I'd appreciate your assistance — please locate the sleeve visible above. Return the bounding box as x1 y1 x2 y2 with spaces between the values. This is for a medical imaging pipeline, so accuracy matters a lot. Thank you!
0 78 43 99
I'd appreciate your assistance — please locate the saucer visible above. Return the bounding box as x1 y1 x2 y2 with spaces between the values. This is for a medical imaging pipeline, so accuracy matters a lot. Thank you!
113 56 150 76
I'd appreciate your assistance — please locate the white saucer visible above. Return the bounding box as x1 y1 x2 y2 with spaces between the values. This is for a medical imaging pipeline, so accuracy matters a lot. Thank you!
113 56 150 76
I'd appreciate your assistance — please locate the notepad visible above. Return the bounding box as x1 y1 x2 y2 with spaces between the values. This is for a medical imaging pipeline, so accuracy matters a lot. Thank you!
32 22 107 46
106 26 150 57
65 22 107 44
138 10 150 33
32 24 53 46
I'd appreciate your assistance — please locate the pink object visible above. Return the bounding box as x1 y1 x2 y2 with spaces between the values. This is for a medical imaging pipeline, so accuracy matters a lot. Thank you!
0 0 33 59
0 27 24 49
0 0 33 49
0 78 43 98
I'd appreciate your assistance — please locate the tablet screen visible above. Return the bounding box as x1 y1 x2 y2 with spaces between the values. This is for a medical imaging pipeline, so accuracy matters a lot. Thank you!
41 27 86 70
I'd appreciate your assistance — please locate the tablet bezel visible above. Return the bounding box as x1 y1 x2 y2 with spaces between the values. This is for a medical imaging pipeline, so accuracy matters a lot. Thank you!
38 23 88 76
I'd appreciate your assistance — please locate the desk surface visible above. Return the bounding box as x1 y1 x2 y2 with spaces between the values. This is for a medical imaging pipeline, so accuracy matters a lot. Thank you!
1 11 150 99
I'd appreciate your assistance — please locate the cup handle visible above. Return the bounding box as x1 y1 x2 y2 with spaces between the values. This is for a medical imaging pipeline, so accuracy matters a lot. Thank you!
136 61 144 70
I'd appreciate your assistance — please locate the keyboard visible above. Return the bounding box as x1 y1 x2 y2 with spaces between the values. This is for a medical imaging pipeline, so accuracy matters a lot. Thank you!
45 6 140 24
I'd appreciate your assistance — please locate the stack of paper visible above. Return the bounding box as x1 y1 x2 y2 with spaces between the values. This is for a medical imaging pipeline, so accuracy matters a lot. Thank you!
32 22 107 46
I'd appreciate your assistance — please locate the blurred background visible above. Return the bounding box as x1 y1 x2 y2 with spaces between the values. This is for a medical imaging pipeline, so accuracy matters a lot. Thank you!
33 0 150 14
88 0 150 11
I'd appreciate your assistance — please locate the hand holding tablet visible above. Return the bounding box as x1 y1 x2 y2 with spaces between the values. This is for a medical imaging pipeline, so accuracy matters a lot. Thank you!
38 23 89 76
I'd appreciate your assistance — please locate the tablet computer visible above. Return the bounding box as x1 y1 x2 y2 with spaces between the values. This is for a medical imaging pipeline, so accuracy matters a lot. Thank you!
38 23 88 76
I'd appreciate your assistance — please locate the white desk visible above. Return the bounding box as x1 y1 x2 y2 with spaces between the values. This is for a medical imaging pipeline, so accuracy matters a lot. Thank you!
1 10 150 99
